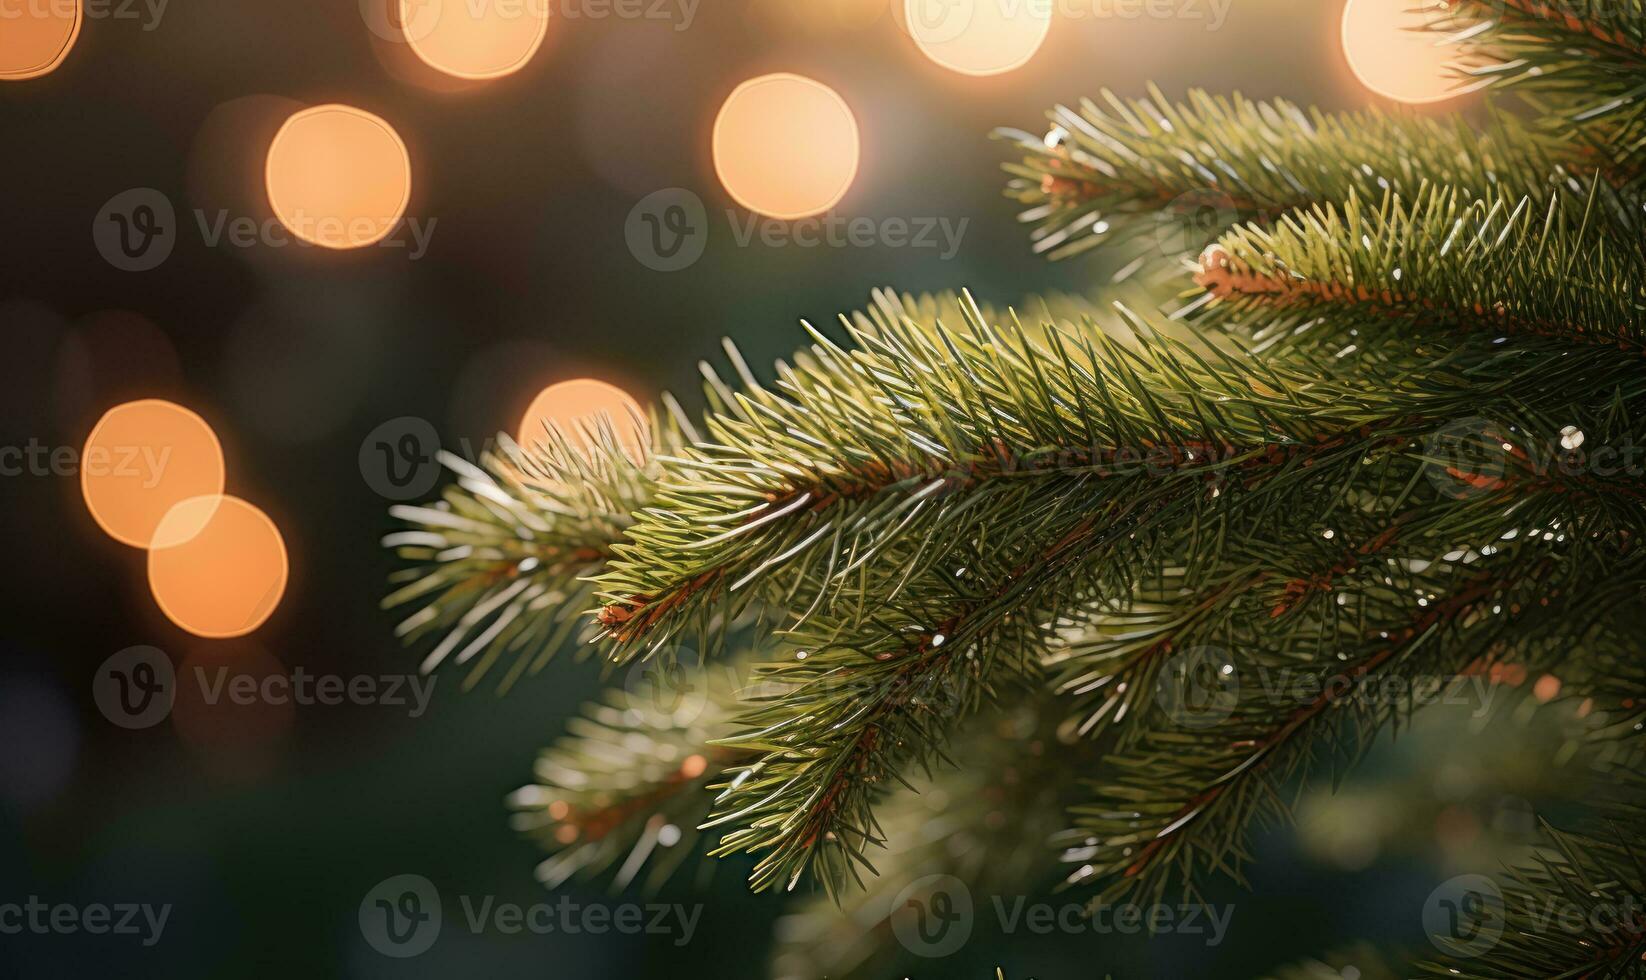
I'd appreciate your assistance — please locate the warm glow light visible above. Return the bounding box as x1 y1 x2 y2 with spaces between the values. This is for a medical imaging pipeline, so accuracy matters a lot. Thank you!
518 378 647 462
712 74 860 220
265 105 412 249
0 0 80 80
81 400 226 549
903 0 1051 77
402 0 549 79
148 496 289 638
1342 0 1465 105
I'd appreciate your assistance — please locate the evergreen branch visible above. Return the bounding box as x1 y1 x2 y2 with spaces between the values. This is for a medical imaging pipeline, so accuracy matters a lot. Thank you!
508 659 757 892
1064 537 1642 909
1413 778 1646 978
1194 186 1646 355
996 86 1575 263
1447 0 1646 181
591 290 1514 661
382 411 685 691
769 698 1099 979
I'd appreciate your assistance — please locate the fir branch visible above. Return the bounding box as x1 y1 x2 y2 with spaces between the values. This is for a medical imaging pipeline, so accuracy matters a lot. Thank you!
1448 0 1646 181
1065 540 1643 909
382 410 686 691
1413 785 1646 978
508 660 758 892
996 86 1575 263
591 291 1500 660
770 699 1099 979
1194 186 1646 356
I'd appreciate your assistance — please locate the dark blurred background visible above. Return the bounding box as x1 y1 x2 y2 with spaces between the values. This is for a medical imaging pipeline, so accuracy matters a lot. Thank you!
0 1 1590 976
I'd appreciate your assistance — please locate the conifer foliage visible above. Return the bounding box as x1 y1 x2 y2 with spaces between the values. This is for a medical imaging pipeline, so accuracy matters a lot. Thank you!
387 4 1646 975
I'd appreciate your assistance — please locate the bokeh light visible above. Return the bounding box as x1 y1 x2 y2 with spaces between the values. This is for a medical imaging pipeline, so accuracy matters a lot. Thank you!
402 0 549 80
712 73 860 220
1341 0 1464 105
81 400 226 549
265 105 412 249
518 378 647 462
0 0 80 81
903 0 1052 77
148 496 289 638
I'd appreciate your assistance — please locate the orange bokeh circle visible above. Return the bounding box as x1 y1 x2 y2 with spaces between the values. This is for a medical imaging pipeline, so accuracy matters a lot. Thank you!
902 0 1052 77
265 105 412 249
148 495 289 638
518 378 647 463
1342 0 1466 105
402 0 549 80
712 73 860 220
81 400 226 549
0 0 81 81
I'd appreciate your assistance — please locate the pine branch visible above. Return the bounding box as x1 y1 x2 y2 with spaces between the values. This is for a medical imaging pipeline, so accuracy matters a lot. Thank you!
995 86 1576 263
382 414 687 691
508 658 758 892
1447 0 1646 182
1193 185 1646 356
1064 539 1643 909
1413 776 1646 978
591 290 1501 660
769 698 1099 979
